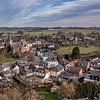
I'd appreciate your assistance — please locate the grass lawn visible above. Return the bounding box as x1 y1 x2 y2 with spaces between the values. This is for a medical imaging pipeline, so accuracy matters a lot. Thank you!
56 46 100 55
38 88 58 100
0 57 17 63
25 31 53 36
65 29 100 35
25 29 100 36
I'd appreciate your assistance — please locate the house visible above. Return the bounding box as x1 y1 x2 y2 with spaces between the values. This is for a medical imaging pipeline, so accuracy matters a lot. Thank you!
32 37 45 46
17 59 37 77
10 64 20 75
28 64 36 72
0 43 4 49
11 42 22 54
1 68 12 81
66 67 86 79
84 70 100 83
0 76 5 82
32 40 42 45
43 68 50 80
50 84 59 92
50 64 64 76
90 58 100 70
0 64 3 73
37 49 49 57
44 43 55 48
57 71 74 81
45 57 59 68
19 66 26 76
77 59 90 70
3 69 11 77
84 37 96 41
42 51 57 61
65 60 78 69
21 43 32 53
33 68 45 79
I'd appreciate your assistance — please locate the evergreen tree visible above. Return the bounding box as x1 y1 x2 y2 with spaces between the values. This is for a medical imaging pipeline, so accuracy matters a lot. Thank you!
6 44 13 53
71 46 80 59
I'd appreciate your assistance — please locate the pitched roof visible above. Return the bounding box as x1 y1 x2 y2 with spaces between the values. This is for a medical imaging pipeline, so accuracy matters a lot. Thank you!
43 51 56 58
77 60 89 68
60 71 73 79
69 60 78 67
46 57 57 62
67 67 82 75
89 70 100 77
50 64 64 72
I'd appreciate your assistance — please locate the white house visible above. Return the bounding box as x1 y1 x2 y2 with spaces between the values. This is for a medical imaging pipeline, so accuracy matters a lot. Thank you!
45 57 59 68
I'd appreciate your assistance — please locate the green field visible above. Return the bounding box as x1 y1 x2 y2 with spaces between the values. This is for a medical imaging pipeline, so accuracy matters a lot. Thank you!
56 46 100 55
38 88 58 100
0 57 17 63
0 30 53 36
65 29 100 35
25 31 53 36
1 28 100 36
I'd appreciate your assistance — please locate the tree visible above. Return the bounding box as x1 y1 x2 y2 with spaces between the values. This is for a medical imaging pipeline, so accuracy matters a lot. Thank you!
71 47 80 59
17 30 24 35
22 89 41 100
6 45 13 53
5 44 13 57
59 82 77 99
63 54 70 61
12 52 20 58
59 81 100 99
75 82 100 99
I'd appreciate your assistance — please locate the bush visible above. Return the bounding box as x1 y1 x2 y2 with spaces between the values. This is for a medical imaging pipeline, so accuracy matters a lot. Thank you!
75 82 100 99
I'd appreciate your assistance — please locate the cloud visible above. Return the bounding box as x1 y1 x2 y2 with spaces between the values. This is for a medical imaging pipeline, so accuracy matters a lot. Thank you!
0 0 100 26
11 0 39 8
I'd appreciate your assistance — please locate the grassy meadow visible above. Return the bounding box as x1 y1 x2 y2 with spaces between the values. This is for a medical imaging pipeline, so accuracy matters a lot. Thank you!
56 46 100 55
25 31 53 36
0 57 17 63
38 88 58 100
0 28 100 36
64 28 100 35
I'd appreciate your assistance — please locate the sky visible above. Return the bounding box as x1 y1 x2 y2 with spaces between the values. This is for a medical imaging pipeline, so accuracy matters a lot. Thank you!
0 0 100 27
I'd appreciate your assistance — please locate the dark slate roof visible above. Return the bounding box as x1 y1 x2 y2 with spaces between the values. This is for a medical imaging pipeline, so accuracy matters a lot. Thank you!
46 57 57 62
17 59 28 65
50 64 64 72
77 60 89 68
95 58 100 63
29 64 36 72
39 49 49 53
90 70 100 77
59 70 76 80
0 64 3 69
43 51 55 57
10 64 16 70
3 70 11 75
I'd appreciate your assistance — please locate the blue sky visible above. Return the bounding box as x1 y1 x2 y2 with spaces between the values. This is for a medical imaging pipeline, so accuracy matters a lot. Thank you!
0 0 100 27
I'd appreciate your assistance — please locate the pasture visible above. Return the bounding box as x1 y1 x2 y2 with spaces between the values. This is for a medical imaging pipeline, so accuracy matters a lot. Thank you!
56 46 100 55
0 28 100 36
